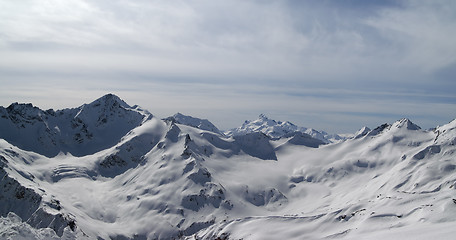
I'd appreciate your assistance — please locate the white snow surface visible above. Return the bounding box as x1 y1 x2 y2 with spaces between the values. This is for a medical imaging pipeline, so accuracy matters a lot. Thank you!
0 94 455 240
167 113 224 136
0 212 78 240
226 114 345 143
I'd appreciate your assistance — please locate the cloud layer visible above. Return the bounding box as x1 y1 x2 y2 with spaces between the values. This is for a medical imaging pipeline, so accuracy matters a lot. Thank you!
1 0 455 132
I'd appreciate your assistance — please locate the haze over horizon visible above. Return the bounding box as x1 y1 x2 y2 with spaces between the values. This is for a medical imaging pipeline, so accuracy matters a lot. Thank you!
1 0 455 133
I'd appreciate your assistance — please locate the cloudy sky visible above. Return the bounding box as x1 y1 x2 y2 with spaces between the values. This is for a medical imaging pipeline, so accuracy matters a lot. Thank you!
1 0 455 133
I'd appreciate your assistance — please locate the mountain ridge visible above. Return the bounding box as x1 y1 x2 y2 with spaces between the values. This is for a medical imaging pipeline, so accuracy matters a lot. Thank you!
0 94 150 157
0 94 455 240
165 112 224 136
226 114 345 143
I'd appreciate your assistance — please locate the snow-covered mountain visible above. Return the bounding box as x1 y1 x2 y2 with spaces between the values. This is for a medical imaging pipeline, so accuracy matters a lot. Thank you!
1 94 456 240
165 113 224 136
0 94 150 157
226 114 345 143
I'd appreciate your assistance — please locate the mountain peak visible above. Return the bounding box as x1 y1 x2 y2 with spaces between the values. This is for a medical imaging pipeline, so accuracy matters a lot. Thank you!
0 94 148 157
393 118 421 130
3 102 46 121
88 93 130 109
255 114 277 125
6 102 40 113
258 114 269 120
171 112 223 135
228 115 342 143
354 126 371 139
174 112 186 118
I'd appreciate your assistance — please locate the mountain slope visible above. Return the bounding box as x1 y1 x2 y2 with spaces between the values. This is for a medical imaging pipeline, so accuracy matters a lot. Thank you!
0 94 149 157
196 118 456 239
0 95 455 240
166 113 224 136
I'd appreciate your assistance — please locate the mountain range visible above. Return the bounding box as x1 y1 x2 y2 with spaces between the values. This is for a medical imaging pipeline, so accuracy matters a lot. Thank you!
226 113 346 143
0 94 455 239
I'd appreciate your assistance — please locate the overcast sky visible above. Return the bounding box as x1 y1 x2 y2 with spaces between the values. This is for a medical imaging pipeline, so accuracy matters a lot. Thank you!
1 0 455 133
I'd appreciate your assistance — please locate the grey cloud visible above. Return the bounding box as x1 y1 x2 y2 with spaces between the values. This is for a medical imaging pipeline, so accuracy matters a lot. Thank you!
0 0 455 133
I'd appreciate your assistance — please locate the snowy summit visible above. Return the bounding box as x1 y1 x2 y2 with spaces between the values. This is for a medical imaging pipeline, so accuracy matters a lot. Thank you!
226 114 345 143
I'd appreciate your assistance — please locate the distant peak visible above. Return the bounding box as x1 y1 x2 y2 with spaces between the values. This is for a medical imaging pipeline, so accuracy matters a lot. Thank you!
170 112 223 135
5 102 42 115
258 114 268 120
173 112 197 120
394 118 421 130
367 123 391 137
7 102 35 110
100 93 123 103
359 126 371 132
104 93 116 98
354 126 371 139
283 121 296 127
89 94 129 108
257 114 277 124
174 112 185 118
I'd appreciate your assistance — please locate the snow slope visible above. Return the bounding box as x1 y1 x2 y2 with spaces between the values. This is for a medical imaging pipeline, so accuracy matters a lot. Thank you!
196 118 456 240
1 95 455 240
166 113 224 136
